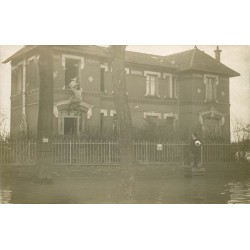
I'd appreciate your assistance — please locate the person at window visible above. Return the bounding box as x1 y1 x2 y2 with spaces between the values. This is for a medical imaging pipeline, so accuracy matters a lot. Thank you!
190 133 202 169
68 76 83 108
69 76 80 90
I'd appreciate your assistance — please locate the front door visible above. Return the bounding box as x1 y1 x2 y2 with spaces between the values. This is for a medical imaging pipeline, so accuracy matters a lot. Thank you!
64 117 77 135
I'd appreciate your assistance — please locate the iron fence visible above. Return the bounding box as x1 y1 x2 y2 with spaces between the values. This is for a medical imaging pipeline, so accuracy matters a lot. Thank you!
0 139 249 166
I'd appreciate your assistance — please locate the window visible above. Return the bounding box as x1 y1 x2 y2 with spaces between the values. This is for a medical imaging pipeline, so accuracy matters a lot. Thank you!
166 116 175 129
172 76 177 98
65 58 81 89
11 64 23 95
100 109 108 135
144 112 161 128
146 115 158 125
163 113 177 130
205 75 218 102
100 113 104 134
146 74 158 96
112 113 119 135
26 59 39 90
199 107 224 138
16 65 23 94
164 74 177 98
203 117 222 137
100 68 105 92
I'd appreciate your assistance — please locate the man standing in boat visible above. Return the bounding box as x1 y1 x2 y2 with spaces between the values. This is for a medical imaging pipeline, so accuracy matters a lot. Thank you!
190 133 202 169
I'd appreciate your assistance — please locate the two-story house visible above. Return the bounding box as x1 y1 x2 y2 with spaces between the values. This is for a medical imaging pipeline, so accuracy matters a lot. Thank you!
3 45 240 140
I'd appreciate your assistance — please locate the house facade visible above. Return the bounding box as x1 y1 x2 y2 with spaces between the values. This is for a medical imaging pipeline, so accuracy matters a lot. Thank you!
3 45 240 140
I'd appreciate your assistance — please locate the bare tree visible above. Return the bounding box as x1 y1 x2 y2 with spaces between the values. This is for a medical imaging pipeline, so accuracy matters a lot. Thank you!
0 112 8 140
232 118 250 142
109 45 135 203
35 46 54 182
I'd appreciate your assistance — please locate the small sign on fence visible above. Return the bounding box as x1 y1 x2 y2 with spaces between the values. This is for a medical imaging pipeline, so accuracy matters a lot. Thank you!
157 144 163 151
42 137 49 143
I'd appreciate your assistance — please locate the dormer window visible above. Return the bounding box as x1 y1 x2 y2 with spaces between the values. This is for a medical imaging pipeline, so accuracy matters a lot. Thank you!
204 74 218 102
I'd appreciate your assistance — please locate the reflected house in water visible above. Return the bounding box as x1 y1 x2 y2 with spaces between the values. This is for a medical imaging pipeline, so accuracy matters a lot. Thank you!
3 46 239 139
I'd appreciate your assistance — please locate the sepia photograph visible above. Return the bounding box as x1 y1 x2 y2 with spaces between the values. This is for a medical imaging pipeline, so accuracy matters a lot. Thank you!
0 1 250 250
0 45 249 204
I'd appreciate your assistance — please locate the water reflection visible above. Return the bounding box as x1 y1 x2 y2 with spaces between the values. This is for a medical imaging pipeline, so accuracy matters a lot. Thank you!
0 171 250 204
226 179 250 204
0 187 12 204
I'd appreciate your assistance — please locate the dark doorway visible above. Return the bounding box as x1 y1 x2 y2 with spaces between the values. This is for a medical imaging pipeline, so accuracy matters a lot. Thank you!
64 117 77 135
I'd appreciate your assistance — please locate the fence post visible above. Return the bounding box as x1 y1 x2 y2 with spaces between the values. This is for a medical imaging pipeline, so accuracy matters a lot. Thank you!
182 142 184 164
201 145 203 166
70 140 72 165
108 140 111 163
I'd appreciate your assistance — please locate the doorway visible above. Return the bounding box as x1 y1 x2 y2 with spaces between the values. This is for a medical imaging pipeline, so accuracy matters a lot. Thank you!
64 117 77 135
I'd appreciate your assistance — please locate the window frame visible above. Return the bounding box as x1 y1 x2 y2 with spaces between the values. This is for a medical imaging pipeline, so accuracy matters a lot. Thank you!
62 54 84 89
144 71 161 97
163 73 177 99
163 113 178 129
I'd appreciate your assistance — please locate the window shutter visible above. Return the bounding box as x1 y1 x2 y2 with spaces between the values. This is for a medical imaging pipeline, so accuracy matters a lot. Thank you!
145 75 150 95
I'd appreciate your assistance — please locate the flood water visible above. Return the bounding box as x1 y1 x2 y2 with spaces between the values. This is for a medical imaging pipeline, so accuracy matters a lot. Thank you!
1 168 250 204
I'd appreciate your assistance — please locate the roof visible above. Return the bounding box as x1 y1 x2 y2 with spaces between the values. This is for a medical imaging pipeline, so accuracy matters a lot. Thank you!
164 47 240 77
2 45 175 69
2 45 37 63
3 45 240 77
125 50 174 68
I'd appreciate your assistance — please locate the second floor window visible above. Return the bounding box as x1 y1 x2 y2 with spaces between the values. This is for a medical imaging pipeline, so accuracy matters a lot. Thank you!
65 58 81 89
26 59 39 90
12 64 23 95
205 75 218 102
165 74 177 99
146 74 158 96
100 68 105 92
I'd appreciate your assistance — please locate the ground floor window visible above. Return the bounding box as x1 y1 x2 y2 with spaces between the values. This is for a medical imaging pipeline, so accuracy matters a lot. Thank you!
202 117 222 137
165 116 175 129
199 107 224 138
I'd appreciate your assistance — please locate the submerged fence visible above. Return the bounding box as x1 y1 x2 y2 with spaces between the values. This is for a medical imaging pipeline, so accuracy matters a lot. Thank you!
0 139 249 166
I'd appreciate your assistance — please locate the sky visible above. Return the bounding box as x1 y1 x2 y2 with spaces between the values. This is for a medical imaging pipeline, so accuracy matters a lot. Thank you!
0 45 250 133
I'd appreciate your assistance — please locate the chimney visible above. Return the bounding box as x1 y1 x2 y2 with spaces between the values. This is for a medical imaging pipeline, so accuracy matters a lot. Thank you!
214 46 222 62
